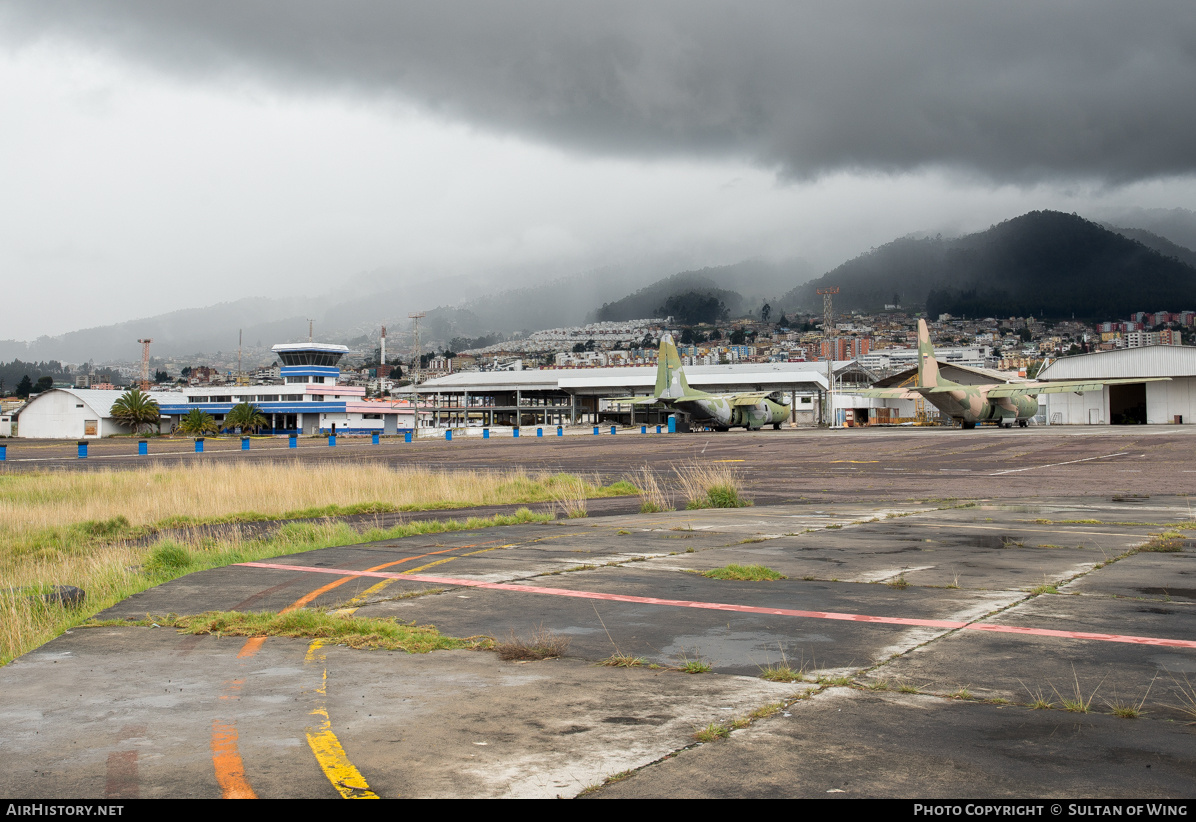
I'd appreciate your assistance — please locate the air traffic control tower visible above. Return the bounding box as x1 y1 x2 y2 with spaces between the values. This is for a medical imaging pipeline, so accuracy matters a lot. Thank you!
272 342 351 387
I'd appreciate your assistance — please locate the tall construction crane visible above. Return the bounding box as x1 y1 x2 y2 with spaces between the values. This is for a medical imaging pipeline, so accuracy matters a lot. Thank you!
137 338 153 391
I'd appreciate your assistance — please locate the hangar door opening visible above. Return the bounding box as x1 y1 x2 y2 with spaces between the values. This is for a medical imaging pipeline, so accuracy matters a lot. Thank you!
1109 383 1147 425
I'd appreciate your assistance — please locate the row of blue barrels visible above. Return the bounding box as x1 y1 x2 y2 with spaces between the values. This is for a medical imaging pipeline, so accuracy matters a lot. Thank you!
0 417 680 460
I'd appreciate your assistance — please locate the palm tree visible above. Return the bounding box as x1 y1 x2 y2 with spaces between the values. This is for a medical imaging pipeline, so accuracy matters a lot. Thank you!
178 408 218 436
109 388 161 435
224 402 267 434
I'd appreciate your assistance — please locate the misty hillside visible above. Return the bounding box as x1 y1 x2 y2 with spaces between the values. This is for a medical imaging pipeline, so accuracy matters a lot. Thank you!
1103 225 1196 269
783 211 1196 319
591 260 808 323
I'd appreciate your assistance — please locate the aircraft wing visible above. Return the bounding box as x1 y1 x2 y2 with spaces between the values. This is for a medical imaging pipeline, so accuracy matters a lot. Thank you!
606 396 667 405
847 387 924 400
725 392 772 406
987 377 1170 397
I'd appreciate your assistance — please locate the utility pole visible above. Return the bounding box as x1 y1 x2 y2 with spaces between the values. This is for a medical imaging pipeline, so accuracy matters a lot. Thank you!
817 287 838 426
137 339 153 391
409 311 426 437
307 319 314 343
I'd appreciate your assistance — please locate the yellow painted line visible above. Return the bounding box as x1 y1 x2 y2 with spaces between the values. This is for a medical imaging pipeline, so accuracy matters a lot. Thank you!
210 720 258 799
304 640 380 799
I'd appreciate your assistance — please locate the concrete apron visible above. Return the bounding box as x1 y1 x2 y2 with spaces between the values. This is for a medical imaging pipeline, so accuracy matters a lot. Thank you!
1 498 1194 798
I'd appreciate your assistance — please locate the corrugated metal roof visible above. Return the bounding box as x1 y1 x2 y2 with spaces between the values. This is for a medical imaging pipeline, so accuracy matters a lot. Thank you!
1038 346 1196 380
415 363 842 394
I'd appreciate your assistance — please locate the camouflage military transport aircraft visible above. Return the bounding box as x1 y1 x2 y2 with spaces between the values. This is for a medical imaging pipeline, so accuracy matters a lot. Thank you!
852 319 1168 429
607 334 791 430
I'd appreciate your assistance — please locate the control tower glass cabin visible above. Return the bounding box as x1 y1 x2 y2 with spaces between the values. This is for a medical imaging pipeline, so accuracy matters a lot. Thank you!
272 343 351 387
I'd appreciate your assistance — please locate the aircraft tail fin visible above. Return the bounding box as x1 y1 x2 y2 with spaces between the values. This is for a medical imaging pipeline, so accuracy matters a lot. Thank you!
655 333 693 399
917 318 942 389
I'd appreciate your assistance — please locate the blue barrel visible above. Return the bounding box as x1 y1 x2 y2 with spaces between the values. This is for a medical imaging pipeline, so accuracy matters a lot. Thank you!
138 440 148 456
557 426 563 436
611 425 617 435
241 437 250 451
656 425 661 434
371 431 380 445
404 431 412 443
668 415 677 433
483 428 490 439
0 444 6 461
194 438 204 453
77 441 88 458
446 429 453 442
289 434 297 449
536 427 543 437
641 425 647 434
593 426 599 435
328 434 337 447
513 427 520 438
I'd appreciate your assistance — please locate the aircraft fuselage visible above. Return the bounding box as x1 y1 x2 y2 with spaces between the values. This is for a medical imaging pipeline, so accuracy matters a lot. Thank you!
681 397 790 430
927 387 1038 427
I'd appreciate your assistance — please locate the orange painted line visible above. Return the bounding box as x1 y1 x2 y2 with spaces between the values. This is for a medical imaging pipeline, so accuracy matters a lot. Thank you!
210 720 258 799
237 561 1196 650
237 636 267 658
277 541 502 613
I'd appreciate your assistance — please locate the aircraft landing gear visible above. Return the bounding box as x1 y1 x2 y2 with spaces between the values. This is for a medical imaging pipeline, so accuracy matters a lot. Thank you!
772 423 782 430
961 421 976 430
1018 419 1029 428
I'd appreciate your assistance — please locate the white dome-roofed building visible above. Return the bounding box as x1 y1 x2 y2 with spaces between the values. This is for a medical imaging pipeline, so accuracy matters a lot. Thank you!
15 388 179 438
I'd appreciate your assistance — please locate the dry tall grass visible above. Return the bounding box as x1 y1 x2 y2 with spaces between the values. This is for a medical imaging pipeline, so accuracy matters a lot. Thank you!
0 462 636 665
0 462 616 540
635 467 673 513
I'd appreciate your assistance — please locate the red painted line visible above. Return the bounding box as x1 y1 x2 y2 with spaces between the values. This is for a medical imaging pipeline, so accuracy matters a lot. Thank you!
235 561 1196 650
105 751 138 799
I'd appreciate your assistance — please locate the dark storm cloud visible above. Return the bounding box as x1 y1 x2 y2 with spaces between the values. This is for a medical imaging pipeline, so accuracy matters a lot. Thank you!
4 1 1195 183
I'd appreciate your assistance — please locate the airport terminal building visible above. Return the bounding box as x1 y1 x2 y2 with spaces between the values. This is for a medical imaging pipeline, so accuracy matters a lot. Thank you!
16 343 423 438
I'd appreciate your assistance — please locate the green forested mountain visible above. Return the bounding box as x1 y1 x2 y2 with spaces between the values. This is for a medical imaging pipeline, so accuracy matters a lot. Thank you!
593 267 745 322
782 211 1196 319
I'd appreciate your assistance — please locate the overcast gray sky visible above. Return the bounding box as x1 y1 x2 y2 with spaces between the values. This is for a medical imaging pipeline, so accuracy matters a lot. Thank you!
3 2 1194 340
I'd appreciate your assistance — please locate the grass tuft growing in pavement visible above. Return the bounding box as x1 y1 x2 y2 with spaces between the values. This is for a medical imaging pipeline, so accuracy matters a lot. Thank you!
674 462 752 510
702 564 786 581
693 722 731 743
494 624 571 661
1138 531 1184 553
601 652 647 668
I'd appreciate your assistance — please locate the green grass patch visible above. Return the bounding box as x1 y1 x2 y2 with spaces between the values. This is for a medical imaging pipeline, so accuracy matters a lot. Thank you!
686 485 751 509
1138 532 1184 553
702 564 786 581
2 508 552 667
91 609 486 653
693 723 731 742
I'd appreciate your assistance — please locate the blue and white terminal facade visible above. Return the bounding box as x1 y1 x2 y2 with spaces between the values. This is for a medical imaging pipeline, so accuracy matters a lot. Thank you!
16 342 423 438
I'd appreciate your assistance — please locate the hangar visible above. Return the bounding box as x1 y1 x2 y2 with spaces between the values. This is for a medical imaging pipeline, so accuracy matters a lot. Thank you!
1038 346 1196 425
412 362 852 427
